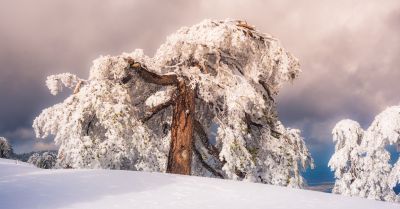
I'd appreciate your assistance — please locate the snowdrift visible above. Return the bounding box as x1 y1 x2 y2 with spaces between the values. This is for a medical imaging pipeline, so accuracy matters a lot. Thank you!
0 158 397 209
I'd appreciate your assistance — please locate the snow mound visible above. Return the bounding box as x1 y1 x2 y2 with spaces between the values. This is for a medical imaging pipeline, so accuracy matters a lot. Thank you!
0 158 397 209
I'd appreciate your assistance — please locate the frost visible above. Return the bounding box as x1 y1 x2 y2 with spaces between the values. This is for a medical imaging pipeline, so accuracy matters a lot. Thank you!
46 73 82 95
145 86 176 108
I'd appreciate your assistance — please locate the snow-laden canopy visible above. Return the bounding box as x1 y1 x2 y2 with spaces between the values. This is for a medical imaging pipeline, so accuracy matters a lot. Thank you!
329 106 400 202
34 19 313 187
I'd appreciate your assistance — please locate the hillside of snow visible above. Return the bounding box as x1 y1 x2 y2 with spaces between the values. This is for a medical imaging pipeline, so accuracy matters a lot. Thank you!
0 158 398 209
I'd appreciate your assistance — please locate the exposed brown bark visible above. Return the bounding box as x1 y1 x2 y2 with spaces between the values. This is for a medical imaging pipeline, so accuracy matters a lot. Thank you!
167 80 195 175
126 58 178 86
73 80 83 94
125 58 197 175
236 20 255 31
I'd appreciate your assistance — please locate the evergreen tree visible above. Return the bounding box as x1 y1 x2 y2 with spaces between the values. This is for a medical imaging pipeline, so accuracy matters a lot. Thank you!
0 137 13 159
28 151 57 169
329 106 400 202
34 19 313 187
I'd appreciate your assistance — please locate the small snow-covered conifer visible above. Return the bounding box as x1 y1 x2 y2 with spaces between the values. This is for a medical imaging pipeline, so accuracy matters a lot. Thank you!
28 152 57 169
0 137 13 159
329 106 400 202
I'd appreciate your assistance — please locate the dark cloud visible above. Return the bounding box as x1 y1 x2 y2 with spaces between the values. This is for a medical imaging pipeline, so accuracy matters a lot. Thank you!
0 0 399 155
276 0 400 148
0 0 200 152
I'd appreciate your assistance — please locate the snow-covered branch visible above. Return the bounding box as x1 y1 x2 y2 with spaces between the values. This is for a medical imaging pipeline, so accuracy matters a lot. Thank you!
46 73 83 95
126 58 178 86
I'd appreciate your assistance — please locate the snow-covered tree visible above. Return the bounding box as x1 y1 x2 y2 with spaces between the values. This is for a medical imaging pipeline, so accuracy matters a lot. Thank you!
0 137 13 159
329 106 400 202
28 151 57 169
33 19 313 187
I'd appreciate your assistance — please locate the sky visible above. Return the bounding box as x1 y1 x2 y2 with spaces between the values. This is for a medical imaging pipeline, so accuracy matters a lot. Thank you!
1 0 400 184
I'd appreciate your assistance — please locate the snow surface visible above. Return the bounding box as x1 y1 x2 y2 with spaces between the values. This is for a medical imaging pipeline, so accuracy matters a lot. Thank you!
0 158 398 209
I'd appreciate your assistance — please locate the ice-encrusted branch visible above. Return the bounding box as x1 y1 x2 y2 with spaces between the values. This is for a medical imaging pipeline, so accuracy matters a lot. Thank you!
46 73 83 95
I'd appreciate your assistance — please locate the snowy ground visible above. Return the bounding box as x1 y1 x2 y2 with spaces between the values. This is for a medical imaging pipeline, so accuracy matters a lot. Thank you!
0 158 398 209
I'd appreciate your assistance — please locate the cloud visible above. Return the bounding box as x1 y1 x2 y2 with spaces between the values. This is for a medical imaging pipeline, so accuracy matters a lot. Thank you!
0 0 400 152
275 0 400 146
4 127 35 141
33 141 59 152
2 127 57 153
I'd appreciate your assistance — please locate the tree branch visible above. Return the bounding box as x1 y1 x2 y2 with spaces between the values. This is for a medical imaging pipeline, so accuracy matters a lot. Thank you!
126 58 178 86
73 80 83 94
85 115 96 136
236 20 255 31
245 113 263 128
142 99 174 122
244 113 282 138
193 144 224 178
258 80 275 102
192 119 226 178
193 120 220 158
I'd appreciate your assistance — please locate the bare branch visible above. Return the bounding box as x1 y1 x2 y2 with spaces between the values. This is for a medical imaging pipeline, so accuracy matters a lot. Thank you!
142 99 174 122
236 20 255 30
125 58 178 86
73 80 83 94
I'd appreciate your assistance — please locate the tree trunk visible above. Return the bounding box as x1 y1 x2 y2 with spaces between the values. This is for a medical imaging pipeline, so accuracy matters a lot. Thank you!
167 80 195 175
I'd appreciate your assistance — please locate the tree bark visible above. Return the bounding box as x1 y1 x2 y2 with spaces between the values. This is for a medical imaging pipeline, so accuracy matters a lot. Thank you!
126 59 196 175
167 80 195 175
127 58 178 86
